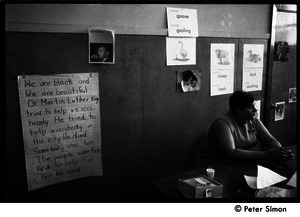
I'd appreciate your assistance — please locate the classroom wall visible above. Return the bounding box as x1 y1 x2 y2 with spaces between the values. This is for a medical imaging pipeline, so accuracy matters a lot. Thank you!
5 34 271 201
6 4 271 38
6 4 284 201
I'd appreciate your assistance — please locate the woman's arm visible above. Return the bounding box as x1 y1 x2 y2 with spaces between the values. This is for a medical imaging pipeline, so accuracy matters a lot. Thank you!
211 120 286 162
255 118 282 149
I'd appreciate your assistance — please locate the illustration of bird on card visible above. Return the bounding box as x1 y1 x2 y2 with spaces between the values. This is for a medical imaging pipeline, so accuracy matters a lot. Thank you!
173 41 190 62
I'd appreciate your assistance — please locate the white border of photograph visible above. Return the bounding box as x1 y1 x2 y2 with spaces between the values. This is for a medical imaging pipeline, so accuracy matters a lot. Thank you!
89 28 115 64
288 87 296 103
274 101 285 121
176 70 201 93
254 100 261 120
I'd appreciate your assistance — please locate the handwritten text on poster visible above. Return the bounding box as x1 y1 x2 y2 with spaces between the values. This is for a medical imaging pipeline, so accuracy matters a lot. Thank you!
18 73 103 191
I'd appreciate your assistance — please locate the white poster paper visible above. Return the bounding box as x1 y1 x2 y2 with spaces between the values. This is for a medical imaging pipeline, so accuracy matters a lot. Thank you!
243 44 264 68
210 69 234 96
211 43 235 70
18 73 103 191
242 68 263 91
210 43 235 96
166 37 196 66
242 44 264 92
167 7 198 37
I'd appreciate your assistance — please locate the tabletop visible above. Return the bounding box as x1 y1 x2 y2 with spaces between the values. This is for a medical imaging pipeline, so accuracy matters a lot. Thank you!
154 146 297 199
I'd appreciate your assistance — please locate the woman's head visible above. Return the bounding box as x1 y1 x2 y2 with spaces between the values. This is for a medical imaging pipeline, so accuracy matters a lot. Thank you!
229 91 257 119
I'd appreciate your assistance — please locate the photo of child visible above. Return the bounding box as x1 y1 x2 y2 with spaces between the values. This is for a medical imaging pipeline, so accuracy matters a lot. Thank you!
176 69 201 93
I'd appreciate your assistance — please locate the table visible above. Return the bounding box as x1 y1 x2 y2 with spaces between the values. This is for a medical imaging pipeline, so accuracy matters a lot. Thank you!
154 146 296 199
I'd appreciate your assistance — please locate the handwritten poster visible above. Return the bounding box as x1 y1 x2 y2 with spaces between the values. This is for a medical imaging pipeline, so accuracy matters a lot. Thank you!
210 43 235 96
242 44 264 91
18 73 103 191
166 7 198 37
166 37 196 66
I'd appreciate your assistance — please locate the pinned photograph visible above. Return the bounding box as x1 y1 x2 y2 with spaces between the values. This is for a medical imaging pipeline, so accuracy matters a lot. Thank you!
166 37 196 66
288 87 296 103
274 102 285 121
274 41 289 62
254 100 261 120
89 28 115 64
176 69 201 93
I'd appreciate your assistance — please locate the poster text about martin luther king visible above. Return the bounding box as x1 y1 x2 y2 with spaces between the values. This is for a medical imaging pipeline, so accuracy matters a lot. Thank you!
18 73 102 191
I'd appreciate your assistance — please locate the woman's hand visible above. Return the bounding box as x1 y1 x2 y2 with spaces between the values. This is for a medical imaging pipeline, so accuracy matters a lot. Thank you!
264 147 293 162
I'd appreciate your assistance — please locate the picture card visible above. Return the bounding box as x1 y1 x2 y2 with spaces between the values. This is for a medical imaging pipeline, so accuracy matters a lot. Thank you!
167 37 196 66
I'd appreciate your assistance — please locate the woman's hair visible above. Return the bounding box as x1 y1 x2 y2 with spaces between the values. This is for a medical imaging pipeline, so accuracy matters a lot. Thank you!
181 70 194 82
191 74 198 82
229 90 255 112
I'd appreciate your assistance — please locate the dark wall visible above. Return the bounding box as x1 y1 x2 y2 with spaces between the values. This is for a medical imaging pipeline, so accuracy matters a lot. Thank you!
6 33 146 201
6 32 270 201
266 11 297 147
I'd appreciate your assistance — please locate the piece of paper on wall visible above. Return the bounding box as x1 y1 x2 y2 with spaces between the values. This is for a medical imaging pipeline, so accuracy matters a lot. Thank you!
242 44 264 92
18 73 103 191
210 43 235 96
89 28 115 64
288 87 296 103
242 68 263 91
210 69 234 96
166 37 196 66
274 101 285 121
166 7 198 37
211 43 235 71
243 44 264 68
254 100 261 120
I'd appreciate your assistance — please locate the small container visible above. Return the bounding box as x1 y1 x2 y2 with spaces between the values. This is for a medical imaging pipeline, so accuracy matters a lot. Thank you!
206 168 215 179
177 175 223 198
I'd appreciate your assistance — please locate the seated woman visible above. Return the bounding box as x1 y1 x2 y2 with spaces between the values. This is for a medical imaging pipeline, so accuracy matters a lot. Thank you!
205 90 293 166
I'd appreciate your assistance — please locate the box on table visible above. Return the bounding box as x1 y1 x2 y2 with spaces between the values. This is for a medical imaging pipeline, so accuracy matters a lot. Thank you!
177 175 223 198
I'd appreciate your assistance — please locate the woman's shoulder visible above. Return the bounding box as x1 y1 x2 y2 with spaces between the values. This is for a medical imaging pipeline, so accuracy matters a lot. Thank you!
210 114 233 131
213 113 233 125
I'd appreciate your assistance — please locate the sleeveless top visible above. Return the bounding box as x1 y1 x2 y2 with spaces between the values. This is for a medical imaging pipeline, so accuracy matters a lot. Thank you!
206 111 263 153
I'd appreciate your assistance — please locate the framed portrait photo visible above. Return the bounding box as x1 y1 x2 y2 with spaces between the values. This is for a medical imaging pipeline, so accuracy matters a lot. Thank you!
89 28 115 64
